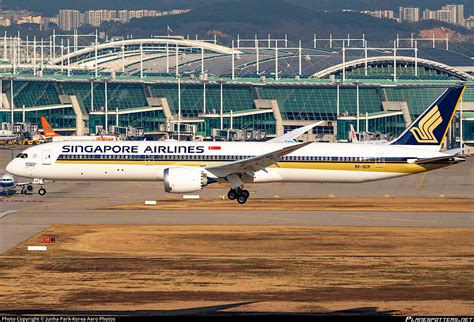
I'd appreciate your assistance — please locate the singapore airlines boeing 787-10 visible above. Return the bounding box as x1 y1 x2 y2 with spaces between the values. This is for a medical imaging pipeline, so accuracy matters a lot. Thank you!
6 86 466 204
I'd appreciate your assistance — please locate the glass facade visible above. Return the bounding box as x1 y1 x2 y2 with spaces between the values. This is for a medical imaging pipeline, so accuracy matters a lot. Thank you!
337 114 407 140
12 81 61 108
149 84 255 118
256 86 382 120
331 64 459 80
204 112 276 136
382 87 447 117
0 79 473 141
463 118 474 142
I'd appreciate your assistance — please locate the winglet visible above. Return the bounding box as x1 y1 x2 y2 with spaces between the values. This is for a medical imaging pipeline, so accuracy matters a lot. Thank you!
267 121 324 143
390 86 465 148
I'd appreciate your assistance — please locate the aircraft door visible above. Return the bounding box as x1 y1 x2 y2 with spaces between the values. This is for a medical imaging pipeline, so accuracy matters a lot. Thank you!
42 150 52 165
374 153 385 168
145 154 154 166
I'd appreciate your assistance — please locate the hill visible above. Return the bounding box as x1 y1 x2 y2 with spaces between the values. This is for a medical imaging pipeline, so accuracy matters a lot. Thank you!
5 0 474 16
97 0 472 44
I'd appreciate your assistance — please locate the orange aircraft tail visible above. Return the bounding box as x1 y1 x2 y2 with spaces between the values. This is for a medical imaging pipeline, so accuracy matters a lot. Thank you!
41 117 61 137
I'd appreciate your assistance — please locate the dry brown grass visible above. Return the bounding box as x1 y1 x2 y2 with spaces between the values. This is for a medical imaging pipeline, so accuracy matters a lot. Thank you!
0 225 473 315
105 198 474 212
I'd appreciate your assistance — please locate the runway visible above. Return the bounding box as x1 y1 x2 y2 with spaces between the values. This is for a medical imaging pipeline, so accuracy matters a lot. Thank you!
0 147 473 253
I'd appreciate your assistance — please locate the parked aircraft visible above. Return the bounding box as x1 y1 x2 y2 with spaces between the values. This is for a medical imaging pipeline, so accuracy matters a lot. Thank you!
40 116 119 142
0 129 17 142
348 124 389 144
0 173 42 196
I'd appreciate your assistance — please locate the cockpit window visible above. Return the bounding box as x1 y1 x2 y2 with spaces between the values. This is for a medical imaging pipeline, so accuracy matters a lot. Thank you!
16 153 28 159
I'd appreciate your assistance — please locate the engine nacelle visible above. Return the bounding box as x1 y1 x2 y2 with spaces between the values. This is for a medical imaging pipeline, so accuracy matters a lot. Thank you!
163 167 208 193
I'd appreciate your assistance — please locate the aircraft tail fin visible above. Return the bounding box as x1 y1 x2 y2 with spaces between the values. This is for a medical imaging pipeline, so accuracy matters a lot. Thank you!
390 85 466 148
349 124 359 143
41 117 60 137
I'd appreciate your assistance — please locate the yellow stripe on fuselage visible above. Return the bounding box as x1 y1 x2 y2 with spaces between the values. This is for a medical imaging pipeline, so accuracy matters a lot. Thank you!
54 160 446 174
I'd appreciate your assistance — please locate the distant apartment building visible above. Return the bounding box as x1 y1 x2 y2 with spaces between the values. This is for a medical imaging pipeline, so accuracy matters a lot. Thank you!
85 10 102 27
117 10 129 23
466 16 474 29
128 10 145 20
360 3 465 27
399 7 420 23
362 10 395 20
59 9 82 31
49 17 59 26
16 15 42 25
0 17 10 27
442 4 464 25
85 10 118 27
58 8 190 30
422 9 437 20
421 4 465 26
0 9 41 26
437 9 453 23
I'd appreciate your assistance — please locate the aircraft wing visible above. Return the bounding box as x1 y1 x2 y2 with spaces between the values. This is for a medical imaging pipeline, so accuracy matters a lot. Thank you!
16 178 43 186
16 182 33 186
205 141 312 178
408 149 465 165
267 122 324 143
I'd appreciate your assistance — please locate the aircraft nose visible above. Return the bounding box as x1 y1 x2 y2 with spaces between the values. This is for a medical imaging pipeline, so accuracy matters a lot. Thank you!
6 159 17 175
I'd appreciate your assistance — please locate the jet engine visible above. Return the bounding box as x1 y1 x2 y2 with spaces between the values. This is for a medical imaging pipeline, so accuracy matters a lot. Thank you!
163 167 208 193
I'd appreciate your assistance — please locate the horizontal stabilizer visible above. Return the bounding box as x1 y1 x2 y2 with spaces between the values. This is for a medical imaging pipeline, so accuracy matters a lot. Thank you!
407 152 465 165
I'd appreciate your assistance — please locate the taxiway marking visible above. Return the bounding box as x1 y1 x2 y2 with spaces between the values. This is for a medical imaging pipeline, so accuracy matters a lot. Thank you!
417 172 428 190
343 214 438 224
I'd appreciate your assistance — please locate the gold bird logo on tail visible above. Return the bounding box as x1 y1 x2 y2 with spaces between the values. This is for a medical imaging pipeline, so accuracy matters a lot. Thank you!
410 106 443 143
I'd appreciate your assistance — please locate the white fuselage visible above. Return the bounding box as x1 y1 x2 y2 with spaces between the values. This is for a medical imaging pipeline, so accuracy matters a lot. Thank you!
51 135 119 142
0 174 16 191
6 141 453 186
0 130 17 141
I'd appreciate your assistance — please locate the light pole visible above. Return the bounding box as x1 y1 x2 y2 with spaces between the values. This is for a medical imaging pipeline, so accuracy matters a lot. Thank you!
354 81 360 133
10 77 14 125
104 80 108 133
202 79 207 114
177 75 181 140
459 82 464 148
220 79 224 130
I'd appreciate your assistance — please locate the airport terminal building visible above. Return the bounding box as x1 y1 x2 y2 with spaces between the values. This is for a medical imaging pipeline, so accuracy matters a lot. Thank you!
0 35 473 151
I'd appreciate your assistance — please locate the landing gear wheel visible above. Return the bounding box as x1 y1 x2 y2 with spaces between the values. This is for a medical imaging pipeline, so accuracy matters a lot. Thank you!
240 189 250 199
26 184 33 192
38 187 46 196
237 195 248 204
227 189 238 200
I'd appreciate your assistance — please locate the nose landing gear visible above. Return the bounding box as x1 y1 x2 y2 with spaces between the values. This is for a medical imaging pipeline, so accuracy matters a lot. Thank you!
38 187 46 196
227 187 250 204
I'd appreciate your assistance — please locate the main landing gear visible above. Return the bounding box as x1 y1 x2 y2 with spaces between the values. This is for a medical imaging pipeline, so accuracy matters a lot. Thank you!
227 187 250 204
20 185 34 195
